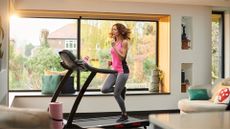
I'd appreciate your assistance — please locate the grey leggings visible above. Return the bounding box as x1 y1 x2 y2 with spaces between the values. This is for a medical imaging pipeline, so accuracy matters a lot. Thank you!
101 73 129 114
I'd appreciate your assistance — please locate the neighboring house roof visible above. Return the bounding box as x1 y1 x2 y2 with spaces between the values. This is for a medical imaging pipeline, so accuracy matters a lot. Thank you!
48 23 77 39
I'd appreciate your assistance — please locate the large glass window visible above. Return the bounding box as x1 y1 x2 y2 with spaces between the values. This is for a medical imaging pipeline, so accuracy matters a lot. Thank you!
9 18 77 90
211 12 224 83
10 17 157 91
80 19 157 89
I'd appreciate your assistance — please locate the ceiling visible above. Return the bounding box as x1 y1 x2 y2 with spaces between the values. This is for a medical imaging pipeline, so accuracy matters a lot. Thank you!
13 0 230 11
105 0 230 7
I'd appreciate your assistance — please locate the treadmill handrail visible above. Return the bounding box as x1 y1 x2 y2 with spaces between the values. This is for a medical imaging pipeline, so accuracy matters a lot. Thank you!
59 50 117 74
83 62 117 74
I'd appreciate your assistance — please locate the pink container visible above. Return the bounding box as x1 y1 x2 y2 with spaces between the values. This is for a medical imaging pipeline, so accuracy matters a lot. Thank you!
51 120 64 129
49 102 63 119
49 102 63 129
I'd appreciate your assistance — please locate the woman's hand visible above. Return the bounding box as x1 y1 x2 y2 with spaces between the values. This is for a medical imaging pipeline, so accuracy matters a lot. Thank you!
108 61 112 67
83 56 89 63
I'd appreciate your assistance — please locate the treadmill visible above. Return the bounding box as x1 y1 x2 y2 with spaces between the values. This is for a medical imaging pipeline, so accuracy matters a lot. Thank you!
50 50 149 129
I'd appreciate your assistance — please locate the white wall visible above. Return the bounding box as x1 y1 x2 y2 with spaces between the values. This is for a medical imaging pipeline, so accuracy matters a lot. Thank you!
12 94 179 113
8 0 214 113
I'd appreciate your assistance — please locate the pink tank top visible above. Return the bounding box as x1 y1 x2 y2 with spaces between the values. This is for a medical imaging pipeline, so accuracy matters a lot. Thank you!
110 41 129 73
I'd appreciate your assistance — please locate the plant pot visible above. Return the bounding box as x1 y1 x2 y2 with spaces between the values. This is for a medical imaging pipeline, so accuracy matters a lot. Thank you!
149 69 162 92
148 82 159 92
152 69 160 76
151 69 160 83
152 75 160 84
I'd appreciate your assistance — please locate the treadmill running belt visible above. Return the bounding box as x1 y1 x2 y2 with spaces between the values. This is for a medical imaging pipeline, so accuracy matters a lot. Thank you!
72 115 148 128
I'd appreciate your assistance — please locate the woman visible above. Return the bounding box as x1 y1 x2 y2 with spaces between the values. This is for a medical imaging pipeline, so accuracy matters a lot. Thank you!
101 23 131 122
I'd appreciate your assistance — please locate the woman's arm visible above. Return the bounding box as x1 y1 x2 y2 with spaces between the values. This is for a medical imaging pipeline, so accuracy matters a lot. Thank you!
113 40 128 60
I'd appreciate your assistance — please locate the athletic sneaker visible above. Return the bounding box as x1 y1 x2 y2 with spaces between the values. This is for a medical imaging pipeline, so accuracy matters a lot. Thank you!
121 87 126 100
116 114 128 122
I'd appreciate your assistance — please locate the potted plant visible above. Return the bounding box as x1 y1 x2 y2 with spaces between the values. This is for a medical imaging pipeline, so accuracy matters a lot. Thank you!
149 66 163 92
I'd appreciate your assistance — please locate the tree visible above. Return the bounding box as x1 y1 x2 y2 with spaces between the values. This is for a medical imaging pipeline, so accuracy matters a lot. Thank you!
24 47 63 89
25 43 35 57
211 21 220 83
24 29 63 89
26 47 63 74
40 29 49 48
9 39 28 90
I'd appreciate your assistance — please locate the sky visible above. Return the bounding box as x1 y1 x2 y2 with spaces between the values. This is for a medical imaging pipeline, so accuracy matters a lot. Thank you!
10 17 155 50
10 17 76 47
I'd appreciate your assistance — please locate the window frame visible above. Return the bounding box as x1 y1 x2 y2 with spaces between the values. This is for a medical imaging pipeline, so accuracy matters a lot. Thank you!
212 11 225 79
9 10 161 92
77 17 159 91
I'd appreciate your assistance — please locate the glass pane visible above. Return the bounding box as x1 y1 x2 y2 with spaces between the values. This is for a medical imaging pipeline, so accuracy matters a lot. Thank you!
80 20 157 89
211 14 223 83
10 17 77 90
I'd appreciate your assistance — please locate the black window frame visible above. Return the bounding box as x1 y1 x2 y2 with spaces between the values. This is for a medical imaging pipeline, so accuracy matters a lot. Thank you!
212 11 225 79
76 17 159 91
